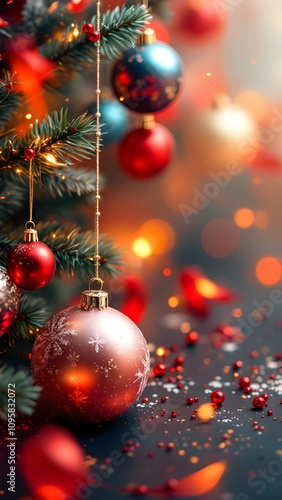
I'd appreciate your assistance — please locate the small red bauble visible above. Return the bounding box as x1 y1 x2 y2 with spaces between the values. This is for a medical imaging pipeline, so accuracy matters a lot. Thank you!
233 360 243 370
88 31 100 42
252 396 266 409
175 355 185 365
186 397 194 405
154 363 166 377
211 390 225 405
82 23 94 34
244 386 253 395
262 393 269 401
238 377 251 389
6 241 56 290
21 425 87 500
186 330 199 345
117 123 175 180
24 148 36 160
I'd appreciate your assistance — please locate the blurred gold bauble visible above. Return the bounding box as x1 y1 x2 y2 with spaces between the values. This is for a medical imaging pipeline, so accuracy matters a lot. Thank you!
185 94 259 171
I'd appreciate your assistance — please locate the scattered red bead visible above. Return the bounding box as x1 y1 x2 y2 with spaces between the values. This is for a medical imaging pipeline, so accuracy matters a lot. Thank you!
267 410 273 416
211 390 225 405
233 360 243 370
24 148 36 160
269 374 275 380
177 383 183 389
239 377 251 388
259 426 265 431
158 442 164 448
194 397 199 403
250 350 259 359
243 386 253 395
142 397 148 403
82 23 94 34
166 442 174 451
186 330 199 345
253 421 258 426
147 451 154 458
161 410 167 416
190 415 196 420
186 397 194 405
154 363 166 377
167 376 174 383
176 375 183 381
88 31 100 42
252 396 266 409
171 411 177 418
222 433 230 440
262 394 269 401
160 397 167 403
175 355 185 365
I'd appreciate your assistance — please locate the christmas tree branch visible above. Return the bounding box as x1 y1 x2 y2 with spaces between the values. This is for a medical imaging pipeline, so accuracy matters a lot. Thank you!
0 108 96 178
0 365 41 420
10 294 48 342
0 72 23 131
40 4 151 73
0 222 123 280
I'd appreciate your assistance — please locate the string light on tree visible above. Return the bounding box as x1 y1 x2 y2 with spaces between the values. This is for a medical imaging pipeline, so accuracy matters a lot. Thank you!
6 149 56 290
31 0 150 423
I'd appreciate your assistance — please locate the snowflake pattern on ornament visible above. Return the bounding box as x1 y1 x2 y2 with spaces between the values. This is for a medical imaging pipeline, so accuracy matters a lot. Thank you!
88 331 107 353
68 388 88 407
134 345 150 399
66 351 80 367
33 311 78 365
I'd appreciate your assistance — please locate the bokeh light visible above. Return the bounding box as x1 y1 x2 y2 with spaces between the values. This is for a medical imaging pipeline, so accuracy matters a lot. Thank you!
197 403 215 422
234 208 255 229
168 296 179 308
256 257 281 286
138 219 175 255
132 238 152 259
254 211 269 229
201 219 240 258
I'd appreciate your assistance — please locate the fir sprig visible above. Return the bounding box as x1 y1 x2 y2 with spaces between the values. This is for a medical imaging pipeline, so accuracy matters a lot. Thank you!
0 72 23 130
0 108 96 178
0 222 122 280
0 365 41 420
40 4 151 73
11 294 48 341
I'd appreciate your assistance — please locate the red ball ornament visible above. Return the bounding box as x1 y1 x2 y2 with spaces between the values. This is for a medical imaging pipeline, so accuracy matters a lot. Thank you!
154 363 166 377
31 294 150 423
21 425 87 500
117 121 175 180
6 234 56 290
0 266 19 338
238 377 251 389
252 396 266 409
211 390 225 405
24 148 36 160
186 330 199 345
88 31 100 42
174 1 223 40
82 23 94 34
244 386 253 395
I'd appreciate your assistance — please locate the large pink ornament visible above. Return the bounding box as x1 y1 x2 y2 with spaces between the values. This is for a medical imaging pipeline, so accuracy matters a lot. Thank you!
31 302 150 423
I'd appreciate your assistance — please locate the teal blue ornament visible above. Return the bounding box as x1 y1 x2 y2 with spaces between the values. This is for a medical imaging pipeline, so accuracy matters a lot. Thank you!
112 33 182 114
89 99 129 145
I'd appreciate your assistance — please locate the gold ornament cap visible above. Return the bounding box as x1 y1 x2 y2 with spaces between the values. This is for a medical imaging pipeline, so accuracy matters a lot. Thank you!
140 115 155 130
23 223 38 243
137 28 157 45
80 278 108 311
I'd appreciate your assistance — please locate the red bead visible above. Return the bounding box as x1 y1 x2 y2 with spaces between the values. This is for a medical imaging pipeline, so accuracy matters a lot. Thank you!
160 411 166 416
6 241 56 290
194 397 199 403
117 124 175 180
167 377 174 383
243 386 253 395
250 350 259 359
166 442 174 450
88 31 100 42
177 383 183 389
166 479 179 491
239 377 251 389
252 396 266 409
233 360 243 370
186 397 194 405
262 393 269 401
176 375 183 381
24 148 36 160
82 23 94 34
171 411 177 418
154 363 166 377
158 442 164 447
270 374 275 380
160 397 166 403
147 451 154 458
253 421 258 426
134 485 149 496
190 415 196 420
211 390 225 405
222 433 230 440
175 355 185 365
186 330 199 345
142 398 148 403
267 410 273 416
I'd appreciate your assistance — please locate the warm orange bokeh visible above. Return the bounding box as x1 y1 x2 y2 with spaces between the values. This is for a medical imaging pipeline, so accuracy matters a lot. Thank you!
234 208 255 229
256 257 281 285
138 219 175 255
197 403 216 422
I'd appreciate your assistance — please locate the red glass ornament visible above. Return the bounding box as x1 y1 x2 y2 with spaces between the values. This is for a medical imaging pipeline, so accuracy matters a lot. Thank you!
244 386 253 395
24 148 36 160
82 23 94 34
252 396 266 409
6 241 56 290
117 123 175 180
174 2 223 40
88 31 100 42
0 266 19 338
262 393 269 401
238 377 251 389
186 397 194 405
186 330 199 345
154 363 166 377
31 306 150 423
233 360 243 370
21 425 87 500
211 390 225 405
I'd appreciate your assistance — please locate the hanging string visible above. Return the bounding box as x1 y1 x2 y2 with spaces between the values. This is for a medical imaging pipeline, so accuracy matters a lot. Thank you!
94 0 101 280
28 158 34 226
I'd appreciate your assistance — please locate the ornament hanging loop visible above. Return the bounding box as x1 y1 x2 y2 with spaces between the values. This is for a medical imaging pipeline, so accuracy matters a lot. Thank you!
88 276 104 292
23 152 38 243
